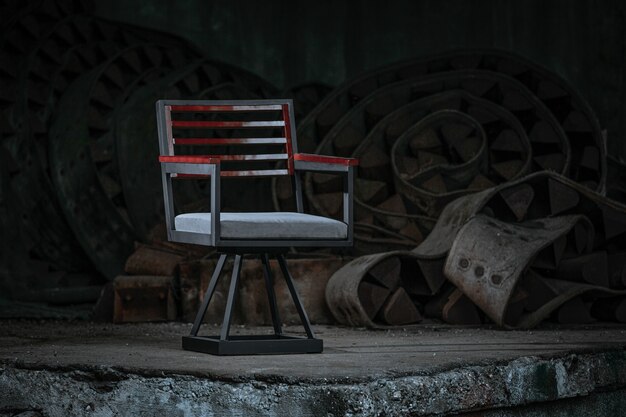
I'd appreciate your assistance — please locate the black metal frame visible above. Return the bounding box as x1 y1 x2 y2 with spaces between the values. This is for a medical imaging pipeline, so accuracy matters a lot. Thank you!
156 99 355 249
182 253 323 355
156 99 356 355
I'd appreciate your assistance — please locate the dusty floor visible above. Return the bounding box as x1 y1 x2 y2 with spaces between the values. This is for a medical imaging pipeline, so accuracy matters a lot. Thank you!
0 320 625 381
1 320 626 416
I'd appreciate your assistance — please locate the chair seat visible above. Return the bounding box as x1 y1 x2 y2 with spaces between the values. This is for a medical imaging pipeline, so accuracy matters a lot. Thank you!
174 212 348 240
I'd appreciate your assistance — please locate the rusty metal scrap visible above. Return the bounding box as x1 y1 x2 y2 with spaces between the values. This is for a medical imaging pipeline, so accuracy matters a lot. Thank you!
445 214 607 327
277 50 605 255
327 172 626 329
310 47 619 330
2 0 621 331
326 251 444 328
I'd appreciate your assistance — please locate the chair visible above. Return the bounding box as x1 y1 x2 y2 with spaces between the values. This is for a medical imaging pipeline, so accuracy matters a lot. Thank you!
156 99 358 355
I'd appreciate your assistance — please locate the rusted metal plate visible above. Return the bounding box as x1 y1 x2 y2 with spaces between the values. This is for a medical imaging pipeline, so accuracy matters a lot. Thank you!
444 214 589 326
428 171 626 328
416 172 626 259
113 275 176 323
327 171 626 329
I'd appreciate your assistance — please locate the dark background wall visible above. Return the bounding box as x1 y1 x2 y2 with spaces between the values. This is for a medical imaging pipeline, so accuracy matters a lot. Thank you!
93 0 625 158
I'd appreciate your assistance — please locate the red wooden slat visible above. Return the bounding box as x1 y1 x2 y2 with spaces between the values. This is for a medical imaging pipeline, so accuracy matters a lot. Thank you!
162 102 294 179
171 120 285 128
294 153 359 166
169 104 282 112
158 155 220 164
173 137 287 145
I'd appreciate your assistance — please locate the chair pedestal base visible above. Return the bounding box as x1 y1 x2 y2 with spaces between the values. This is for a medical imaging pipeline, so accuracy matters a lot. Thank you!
184 253 322 355
182 335 323 355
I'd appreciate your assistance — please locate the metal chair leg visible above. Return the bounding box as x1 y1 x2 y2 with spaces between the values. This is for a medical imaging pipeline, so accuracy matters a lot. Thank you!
182 252 322 355
276 254 316 339
190 253 228 336
220 254 243 341
261 253 282 335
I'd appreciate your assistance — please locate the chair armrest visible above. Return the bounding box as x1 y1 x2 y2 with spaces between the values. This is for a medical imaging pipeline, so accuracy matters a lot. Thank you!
159 155 220 176
293 153 356 239
293 153 359 172
159 155 221 244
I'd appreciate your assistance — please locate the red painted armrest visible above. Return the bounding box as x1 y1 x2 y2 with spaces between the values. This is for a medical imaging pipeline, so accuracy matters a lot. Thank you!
159 155 220 164
293 153 359 166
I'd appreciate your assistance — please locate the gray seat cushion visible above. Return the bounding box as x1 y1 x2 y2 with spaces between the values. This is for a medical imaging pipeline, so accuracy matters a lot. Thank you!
174 212 348 240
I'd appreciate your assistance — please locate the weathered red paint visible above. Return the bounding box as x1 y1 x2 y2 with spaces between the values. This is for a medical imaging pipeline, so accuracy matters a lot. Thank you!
170 104 282 112
294 153 359 166
161 102 298 178
158 155 220 164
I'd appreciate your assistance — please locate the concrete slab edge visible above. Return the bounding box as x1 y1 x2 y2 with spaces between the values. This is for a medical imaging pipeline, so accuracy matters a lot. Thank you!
1 350 625 417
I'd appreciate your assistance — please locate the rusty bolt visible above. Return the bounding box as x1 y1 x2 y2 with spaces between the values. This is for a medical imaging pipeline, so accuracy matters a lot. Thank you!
458 258 470 269
474 265 484 277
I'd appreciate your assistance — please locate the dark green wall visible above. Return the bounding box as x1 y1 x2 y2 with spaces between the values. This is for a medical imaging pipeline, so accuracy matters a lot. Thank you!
93 0 625 157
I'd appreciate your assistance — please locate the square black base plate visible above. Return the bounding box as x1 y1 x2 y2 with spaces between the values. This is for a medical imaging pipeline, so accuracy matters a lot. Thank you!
182 334 323 355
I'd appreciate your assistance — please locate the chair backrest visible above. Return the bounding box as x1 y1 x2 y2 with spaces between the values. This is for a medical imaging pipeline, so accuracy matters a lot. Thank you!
156 99 299 177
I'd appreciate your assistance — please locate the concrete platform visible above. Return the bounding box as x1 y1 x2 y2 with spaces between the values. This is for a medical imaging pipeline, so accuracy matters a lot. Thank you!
1 320 626 416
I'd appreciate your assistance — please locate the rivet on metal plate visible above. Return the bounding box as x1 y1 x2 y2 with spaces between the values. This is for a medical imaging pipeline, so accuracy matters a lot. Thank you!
491 274 503 285
458 258 470 269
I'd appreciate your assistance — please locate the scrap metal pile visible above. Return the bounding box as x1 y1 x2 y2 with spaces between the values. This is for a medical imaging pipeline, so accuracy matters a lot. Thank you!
2 1 626 328
309 52 626 328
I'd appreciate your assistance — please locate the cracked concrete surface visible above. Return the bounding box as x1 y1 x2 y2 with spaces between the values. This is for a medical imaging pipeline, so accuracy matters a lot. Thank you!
1 321 626 416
